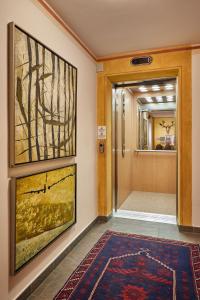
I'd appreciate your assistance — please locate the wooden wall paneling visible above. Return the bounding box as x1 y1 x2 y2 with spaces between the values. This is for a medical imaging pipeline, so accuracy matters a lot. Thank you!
116 90 134 208
97 50 192 225
97 75 106 215
132 153 176 194
179 59 192 225
105 78 113 215
97 44 200 62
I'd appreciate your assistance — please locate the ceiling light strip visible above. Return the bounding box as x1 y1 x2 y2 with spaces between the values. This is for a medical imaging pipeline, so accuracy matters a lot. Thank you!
167 95 174 102
156 96 163 102
139 86 148 92
37 0 97 60
165 84 174 90
146 97 153 103
152 85 160 91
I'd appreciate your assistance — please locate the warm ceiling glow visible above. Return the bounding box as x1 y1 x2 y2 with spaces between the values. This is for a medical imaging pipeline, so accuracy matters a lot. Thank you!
139 86 148 92
152 85 160 91
146 97 153 102
165 84 174 91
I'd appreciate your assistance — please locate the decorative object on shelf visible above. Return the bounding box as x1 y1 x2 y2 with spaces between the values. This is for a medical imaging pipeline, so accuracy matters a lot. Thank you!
154 117 176 150
8 22 77 166
155 143 163 150
159 120 175 134
10 164 77 274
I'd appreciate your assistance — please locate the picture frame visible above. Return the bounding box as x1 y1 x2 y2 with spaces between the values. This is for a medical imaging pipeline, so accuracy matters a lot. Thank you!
8 22 77 167
10 164 77 274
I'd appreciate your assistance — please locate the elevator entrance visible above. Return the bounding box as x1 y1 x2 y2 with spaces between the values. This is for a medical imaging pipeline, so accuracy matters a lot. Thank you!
112 78 178 224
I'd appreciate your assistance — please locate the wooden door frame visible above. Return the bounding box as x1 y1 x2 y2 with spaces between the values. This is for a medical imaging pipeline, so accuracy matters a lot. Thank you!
97 50 192 226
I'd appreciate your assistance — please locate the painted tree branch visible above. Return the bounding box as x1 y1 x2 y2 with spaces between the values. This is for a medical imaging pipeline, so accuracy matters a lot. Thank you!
57 57 61 156
27 36 33 161
51 53 56 158
21 173 74 195
67 65 71 154
42 47 48 159
35 42 41 160
64 63 67 154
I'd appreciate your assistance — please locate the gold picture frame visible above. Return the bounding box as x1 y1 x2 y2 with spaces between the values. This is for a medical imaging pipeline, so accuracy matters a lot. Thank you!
10 164 77 274
8 22 77 167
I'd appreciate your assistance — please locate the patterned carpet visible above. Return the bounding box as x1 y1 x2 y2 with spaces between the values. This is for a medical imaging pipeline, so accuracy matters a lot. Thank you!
54 231 200 299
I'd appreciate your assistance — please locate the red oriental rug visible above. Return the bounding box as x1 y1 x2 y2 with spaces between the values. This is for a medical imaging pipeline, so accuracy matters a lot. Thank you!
54 230 200 300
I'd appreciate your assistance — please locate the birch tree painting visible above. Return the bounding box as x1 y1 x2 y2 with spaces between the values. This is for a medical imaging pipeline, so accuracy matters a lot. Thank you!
12 26 77 165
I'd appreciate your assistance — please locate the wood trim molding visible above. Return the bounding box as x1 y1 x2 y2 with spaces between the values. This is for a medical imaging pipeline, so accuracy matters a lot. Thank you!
37 0 200 63
97 214 113 222
97 51 192 226
178 225 200 233
97 44 200 62
36 0 97 60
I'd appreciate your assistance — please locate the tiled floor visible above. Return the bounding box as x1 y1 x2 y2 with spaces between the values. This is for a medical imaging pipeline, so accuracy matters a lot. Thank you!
27 217 200 300
120 191 176 215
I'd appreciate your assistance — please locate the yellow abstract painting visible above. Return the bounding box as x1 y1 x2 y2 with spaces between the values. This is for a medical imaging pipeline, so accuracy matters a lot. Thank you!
10 24 77 166
12 165 76 272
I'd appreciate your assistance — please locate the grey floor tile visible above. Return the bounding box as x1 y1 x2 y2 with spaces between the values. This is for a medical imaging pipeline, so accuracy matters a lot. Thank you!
26 295 38 300
27 217 200 300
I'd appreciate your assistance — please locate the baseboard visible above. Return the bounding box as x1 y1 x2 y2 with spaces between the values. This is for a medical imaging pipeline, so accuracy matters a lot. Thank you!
97 214 113 222
16 217 99 300
178 225 200 233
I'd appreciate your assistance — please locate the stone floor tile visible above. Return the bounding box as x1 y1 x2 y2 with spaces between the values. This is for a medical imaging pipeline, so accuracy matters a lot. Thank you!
27 217 200 300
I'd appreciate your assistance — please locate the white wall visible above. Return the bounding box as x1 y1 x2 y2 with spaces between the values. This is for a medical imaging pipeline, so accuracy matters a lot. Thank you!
0 1 97 299
192 50 200 227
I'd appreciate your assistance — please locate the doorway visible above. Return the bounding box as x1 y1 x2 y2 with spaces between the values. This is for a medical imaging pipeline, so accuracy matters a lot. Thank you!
97 51 192 226
112 78 178 224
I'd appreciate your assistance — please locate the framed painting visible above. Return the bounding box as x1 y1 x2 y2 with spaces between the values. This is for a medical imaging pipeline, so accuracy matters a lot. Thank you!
10 164 77 274
8 22 77 166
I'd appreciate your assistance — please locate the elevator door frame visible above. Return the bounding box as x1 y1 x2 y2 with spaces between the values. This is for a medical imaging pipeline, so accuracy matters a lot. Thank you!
97 53 192 226
112 79 178 218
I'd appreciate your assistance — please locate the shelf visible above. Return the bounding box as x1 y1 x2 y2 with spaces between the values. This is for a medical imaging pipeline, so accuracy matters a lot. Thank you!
134 149 177 153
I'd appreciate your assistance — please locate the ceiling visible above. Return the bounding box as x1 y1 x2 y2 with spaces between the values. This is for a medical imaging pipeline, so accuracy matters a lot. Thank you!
127 78 176 104
137 95 176 105
45 0 200 57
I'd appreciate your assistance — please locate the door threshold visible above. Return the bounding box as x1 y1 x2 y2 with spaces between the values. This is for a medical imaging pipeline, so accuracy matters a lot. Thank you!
113 209 176 224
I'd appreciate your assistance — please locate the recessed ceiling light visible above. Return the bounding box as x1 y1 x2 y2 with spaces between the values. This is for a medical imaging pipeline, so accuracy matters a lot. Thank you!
165 84 174 91
146 97 153 102
152 85 160 91
139 86 148 92
156 96 163 102
167 95 174 102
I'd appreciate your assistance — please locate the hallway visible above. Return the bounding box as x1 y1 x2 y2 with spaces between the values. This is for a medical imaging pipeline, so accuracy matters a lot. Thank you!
1 1 200 299
27 217 200 300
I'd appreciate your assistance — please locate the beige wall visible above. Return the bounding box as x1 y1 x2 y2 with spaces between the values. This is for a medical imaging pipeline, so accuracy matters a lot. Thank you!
192 50 200 227
0 1 97 299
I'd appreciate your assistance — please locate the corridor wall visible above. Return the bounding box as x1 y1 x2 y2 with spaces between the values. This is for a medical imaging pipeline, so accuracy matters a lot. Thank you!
0 0 97 299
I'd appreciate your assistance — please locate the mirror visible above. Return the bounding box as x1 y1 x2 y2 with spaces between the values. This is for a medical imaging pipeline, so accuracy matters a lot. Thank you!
138 109 176 150
135 78 177 151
